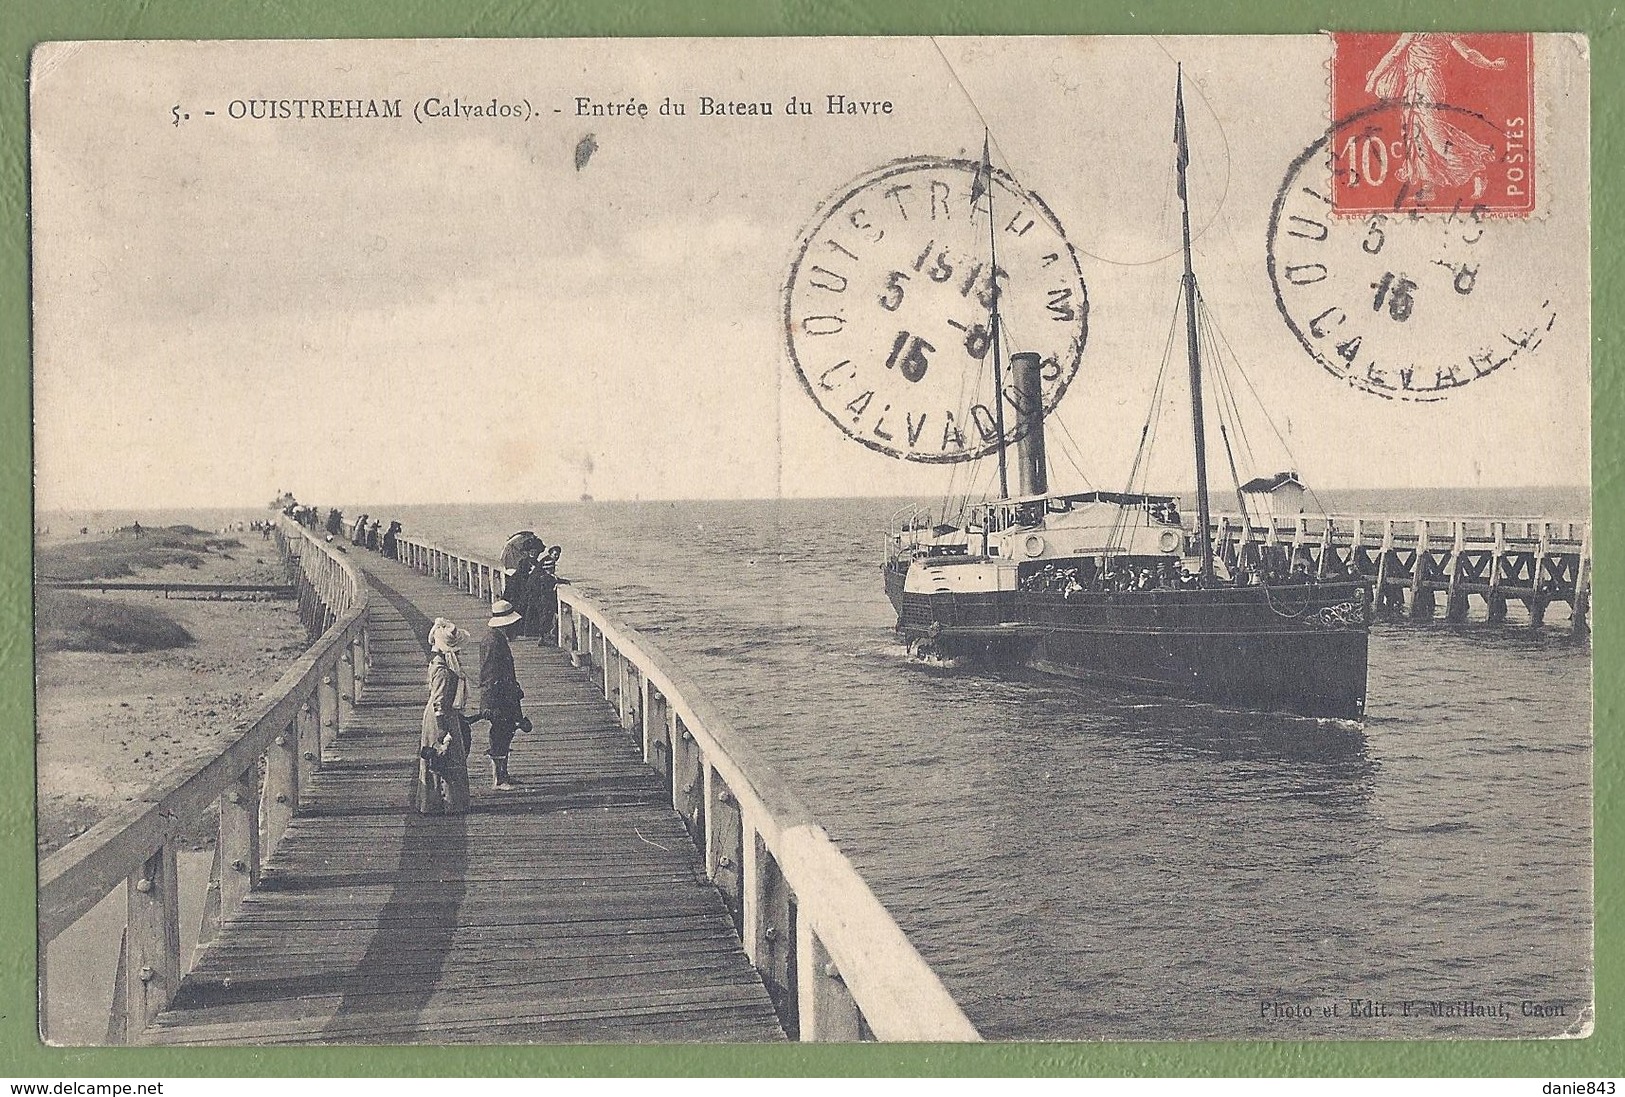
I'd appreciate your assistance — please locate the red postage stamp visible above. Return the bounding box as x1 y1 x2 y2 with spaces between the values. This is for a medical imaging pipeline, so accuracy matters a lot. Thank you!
1330 32 1535 216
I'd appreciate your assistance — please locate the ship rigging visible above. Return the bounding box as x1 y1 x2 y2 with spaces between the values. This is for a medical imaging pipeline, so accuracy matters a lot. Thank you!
883 68 1373 720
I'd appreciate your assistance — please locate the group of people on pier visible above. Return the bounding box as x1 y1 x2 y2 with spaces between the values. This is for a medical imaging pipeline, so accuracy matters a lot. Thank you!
414 528 566 815
280 499 406 560
498 529 564 643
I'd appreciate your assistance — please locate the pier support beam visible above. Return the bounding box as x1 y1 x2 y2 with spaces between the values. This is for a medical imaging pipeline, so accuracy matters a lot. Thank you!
1574 527 1593 635
1446 592 1469 622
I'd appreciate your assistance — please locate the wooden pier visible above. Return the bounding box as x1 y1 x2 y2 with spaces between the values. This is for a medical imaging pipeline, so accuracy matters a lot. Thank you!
1210 513 1592 631
37 521 978 1045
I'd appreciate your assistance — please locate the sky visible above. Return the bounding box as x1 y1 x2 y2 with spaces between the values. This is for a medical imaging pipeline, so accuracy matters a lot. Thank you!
29 35 1590 510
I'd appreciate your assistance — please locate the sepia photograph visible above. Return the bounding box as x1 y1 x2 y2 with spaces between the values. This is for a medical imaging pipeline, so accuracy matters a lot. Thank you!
27 32 1592 1048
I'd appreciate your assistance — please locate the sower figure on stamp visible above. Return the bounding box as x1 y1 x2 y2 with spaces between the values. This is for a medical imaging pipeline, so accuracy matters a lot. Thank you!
1364 33 1507 201
479 598 532 791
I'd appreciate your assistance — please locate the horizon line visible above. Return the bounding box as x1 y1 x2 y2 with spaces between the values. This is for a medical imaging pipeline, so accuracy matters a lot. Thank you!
35 482 1596 515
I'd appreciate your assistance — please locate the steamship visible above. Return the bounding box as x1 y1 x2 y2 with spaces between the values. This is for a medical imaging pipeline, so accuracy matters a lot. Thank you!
883 73 1371 721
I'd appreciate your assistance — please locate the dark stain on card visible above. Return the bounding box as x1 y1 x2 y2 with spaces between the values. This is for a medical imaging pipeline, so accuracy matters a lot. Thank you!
575 134 598 171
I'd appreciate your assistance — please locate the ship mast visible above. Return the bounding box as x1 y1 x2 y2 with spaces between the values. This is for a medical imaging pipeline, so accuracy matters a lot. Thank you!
1175 66 1215 583
976 131 1011 500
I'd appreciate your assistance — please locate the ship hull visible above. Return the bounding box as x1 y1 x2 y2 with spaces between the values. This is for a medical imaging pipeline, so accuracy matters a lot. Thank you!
890 578 1370 720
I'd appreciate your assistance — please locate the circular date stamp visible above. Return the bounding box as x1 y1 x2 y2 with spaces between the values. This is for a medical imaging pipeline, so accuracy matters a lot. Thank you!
1268 103 1557 402
784 156 1088 462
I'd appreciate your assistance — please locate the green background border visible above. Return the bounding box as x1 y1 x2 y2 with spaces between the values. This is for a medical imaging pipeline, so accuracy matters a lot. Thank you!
1 0 1614 1078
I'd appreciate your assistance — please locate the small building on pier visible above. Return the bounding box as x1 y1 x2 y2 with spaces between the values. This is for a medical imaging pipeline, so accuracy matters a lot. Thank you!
1240 471 1307 518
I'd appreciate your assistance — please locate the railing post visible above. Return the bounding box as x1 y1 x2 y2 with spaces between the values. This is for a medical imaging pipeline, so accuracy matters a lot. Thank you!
625 667 641 741
351 631 366 702
705 766 744 931
672 714 703 843
640 678 658 766
296 694 322 789
619 659 635 733
797 921 862 1041
319 672 340 752
38 945 52 1044
218 767 261 919
123 844 181 1042
264 722 298 856
745 831 794 1031
338 649 357 728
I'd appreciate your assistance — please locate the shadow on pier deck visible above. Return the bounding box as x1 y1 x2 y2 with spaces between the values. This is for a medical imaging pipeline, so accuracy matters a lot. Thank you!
143 557 784 1044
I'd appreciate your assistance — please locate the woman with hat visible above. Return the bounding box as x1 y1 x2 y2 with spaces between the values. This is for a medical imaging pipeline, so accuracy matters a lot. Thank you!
479 598 530 790
417 617 472 814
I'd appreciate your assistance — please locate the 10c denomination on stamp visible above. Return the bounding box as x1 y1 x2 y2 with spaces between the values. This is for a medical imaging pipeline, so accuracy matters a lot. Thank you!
784 156 1088 463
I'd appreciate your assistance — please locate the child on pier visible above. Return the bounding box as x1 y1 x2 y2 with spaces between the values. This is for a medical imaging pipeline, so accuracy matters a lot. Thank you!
479 599 531 790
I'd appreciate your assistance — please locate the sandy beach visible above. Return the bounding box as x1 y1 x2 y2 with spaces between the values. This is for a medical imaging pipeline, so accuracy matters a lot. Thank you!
34 534 310 856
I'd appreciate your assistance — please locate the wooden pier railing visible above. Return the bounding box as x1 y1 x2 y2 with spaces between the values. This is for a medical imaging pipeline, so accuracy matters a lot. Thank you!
37 519 371 1043
1209 513 1592 631
393 533 981 1042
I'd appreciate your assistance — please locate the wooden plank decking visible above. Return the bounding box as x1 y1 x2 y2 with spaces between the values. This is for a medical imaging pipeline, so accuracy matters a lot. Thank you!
142 554 785 1044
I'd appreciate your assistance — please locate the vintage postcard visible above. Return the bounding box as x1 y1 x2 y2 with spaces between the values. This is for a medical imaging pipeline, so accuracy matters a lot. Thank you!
29 34 1591 1046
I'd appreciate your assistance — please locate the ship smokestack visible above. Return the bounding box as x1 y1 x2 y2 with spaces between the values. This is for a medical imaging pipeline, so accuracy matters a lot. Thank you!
1010 351 1048 497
